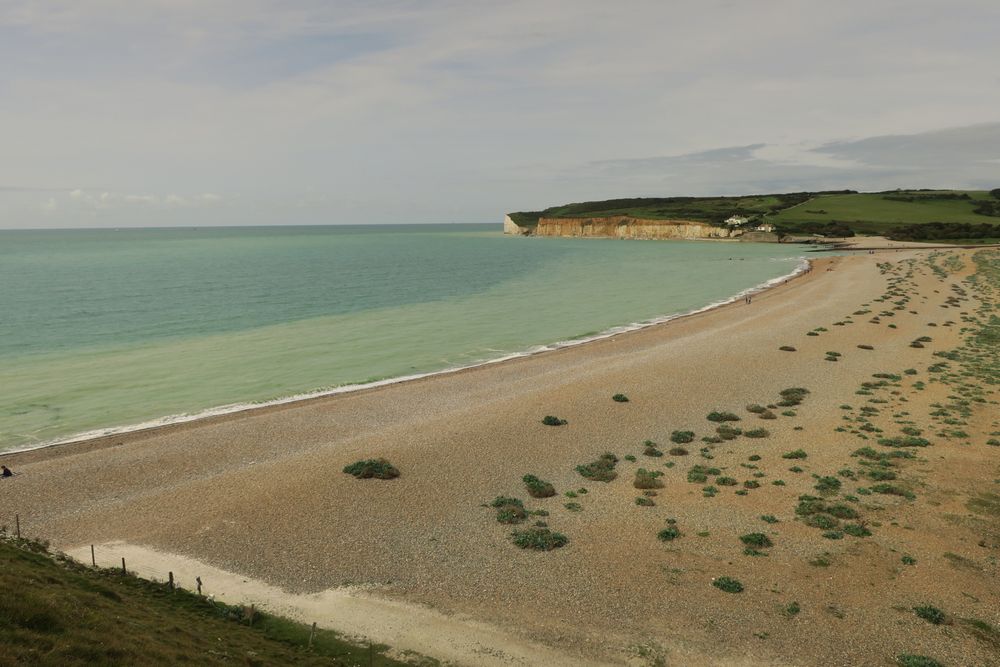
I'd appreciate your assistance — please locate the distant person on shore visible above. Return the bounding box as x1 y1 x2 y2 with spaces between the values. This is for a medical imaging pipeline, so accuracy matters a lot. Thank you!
1 465 12 478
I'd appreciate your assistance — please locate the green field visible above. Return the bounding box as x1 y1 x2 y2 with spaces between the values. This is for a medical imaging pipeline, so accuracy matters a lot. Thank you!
770 190 997 234
0 535 412 666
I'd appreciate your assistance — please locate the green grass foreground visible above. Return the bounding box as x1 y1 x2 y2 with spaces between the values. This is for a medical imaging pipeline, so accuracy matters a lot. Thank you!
0 535 413 667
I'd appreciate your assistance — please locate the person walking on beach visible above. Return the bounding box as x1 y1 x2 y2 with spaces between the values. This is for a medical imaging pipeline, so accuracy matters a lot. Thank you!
1 465 12 478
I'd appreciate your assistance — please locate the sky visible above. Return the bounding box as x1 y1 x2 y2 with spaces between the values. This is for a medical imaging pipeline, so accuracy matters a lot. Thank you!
2 0 1000 228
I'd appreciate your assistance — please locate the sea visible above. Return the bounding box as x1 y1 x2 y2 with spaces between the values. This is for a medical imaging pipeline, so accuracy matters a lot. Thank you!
0 224 809 453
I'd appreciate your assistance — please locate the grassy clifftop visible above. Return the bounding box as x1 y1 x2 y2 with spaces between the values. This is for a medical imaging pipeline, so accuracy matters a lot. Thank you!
0 535 412 666
510 189 1000 238
509 191 835 226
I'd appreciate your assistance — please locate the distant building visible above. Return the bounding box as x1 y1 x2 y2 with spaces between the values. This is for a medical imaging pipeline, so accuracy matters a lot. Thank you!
725 215 750 226
756 223 776 233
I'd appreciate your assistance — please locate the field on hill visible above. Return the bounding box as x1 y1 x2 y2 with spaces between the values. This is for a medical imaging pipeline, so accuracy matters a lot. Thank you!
771 191 998 234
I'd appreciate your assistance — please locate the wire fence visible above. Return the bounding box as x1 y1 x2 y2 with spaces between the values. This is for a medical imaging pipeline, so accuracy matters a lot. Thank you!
3 512 386 664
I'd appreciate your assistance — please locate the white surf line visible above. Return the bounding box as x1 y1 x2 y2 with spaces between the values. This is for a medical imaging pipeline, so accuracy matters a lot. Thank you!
67 542 613 667
10 257 811 456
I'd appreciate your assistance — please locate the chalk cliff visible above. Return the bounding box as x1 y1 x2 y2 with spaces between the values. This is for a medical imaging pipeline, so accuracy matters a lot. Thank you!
504 215 739 239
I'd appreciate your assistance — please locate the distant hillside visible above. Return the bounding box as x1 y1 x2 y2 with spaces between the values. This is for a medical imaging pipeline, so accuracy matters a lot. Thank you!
0 535 408 667
508 191 848 227
510 189 1000 238
770 190 1000 235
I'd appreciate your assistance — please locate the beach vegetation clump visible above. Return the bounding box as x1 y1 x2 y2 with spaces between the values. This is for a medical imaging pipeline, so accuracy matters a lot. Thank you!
635 496 655 507
668 446 689 456
564 502 582 512
542 415 567 426
867 469 897 481
857 344 874 350
744 428 770 438
576 453 618 482
707 411 741 423
826 504 859 519
843 523 872 537
746 404 766 414
511 527 568 550
777 387 810 407
657 526 682 542
634 468 664 489
782 449 808 459
716 425 742 440
491 496 528 524
913 605 946 625
743 480 761 489
643 441 663 457
758 410 777 420
522 475 556 498
814 476 842 495
612 393 629 403
670 430 695 444
760 515 779 524
805 514 838 530
870 483 916 500
687 465 720 483
343 458 400 480
896 656 943 667
712 577 744 593
716 476 738 486
878 436 930 448
779 346 797 352
740 533 773 548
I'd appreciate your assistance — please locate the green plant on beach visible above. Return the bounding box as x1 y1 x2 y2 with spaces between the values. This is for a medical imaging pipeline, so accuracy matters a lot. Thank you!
712 577 744 593
612 394 629 403
707 412 741 423
522 475 556 498
634 468 664 489
511 527 568 550
914 606 946 625
542 415 567 426
576 453 618 482
670 430 695 444
343 458 400 480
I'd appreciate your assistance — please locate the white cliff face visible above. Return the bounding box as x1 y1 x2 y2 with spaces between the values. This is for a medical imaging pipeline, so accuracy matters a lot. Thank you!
503 216 738 239
503 215 531 235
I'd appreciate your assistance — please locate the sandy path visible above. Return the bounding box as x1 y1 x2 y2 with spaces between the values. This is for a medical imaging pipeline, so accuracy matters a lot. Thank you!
4 248 999 666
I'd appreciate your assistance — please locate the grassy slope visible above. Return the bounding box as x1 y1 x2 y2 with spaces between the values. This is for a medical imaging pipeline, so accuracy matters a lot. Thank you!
511 190 998 235
0 537 414 667
509 192 823 226
771 191 995 234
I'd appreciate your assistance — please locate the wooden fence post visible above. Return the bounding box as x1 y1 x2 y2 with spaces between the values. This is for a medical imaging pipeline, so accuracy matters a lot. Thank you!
168 571 174 590
196 576 202 596
91 545 96 567
249 604 255 626
121 557 127 575
308 622 316 649
15 513 20 539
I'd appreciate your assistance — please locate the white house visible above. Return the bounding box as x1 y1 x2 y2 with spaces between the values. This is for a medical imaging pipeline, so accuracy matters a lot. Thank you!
725 215 750 226
755 223 776 233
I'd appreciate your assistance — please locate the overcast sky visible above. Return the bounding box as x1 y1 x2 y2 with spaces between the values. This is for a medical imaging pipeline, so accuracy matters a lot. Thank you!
2 0 1000 228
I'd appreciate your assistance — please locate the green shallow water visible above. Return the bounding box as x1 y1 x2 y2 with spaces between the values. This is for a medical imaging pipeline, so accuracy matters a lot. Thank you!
0 225 806 451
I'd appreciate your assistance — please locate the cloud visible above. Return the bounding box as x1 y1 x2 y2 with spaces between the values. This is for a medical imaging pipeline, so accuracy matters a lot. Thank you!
1 2 999 227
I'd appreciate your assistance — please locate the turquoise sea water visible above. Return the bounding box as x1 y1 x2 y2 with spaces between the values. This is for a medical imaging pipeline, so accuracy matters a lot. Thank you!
0 225 806 452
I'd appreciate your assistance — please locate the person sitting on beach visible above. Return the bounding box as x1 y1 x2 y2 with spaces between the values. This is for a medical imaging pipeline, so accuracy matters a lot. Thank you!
1 465 12 478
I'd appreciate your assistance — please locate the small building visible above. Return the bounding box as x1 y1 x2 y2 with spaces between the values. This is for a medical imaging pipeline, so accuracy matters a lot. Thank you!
725 215 750 226
756 223 775 233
